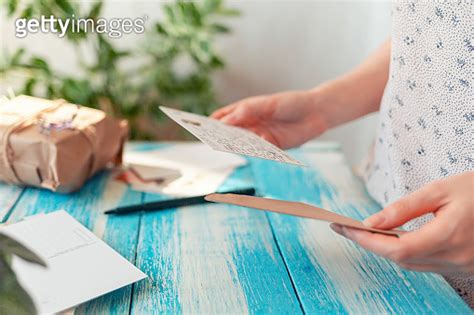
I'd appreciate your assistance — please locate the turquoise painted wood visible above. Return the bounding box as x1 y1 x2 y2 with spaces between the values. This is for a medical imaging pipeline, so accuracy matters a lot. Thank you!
0 141 470 314
249 147 471 314
131 166 302 314
0 183 23 222
4 172 143 314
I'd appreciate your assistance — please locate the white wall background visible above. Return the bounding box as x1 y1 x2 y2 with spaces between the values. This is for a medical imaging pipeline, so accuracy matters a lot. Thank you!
0 0 392 165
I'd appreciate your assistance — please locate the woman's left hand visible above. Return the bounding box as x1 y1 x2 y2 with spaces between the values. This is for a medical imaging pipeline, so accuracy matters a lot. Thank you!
331 171 474 276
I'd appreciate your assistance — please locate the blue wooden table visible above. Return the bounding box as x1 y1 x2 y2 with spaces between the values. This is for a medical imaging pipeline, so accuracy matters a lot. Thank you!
0 142 470 314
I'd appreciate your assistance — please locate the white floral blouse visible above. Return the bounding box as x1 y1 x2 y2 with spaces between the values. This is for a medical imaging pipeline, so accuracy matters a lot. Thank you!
363 0 473 307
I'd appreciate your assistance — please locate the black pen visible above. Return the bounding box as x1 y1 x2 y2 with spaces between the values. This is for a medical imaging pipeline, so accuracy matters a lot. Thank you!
104 187 256 215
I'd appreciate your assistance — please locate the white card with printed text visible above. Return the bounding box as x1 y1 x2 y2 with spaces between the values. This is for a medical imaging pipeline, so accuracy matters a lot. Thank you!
160 106 304 166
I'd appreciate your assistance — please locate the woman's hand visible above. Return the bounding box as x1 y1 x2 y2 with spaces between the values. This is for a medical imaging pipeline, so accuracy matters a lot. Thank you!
331 171 474 277
211 41 392 149
211 90 329 149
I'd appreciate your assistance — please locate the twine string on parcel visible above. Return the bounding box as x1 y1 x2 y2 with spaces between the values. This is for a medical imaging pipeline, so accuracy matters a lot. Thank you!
0 99 100 188
0 99 67 184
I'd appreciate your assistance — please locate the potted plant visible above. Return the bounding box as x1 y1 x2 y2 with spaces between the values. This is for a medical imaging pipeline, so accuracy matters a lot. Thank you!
1 0 239 139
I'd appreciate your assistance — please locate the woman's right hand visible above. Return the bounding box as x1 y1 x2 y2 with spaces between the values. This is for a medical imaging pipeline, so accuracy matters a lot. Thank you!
210 90 329 149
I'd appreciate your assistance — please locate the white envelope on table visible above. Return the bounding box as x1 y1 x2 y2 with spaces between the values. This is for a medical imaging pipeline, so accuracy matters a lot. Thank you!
0 211 146 314
124 142 247 196
125 142 246 172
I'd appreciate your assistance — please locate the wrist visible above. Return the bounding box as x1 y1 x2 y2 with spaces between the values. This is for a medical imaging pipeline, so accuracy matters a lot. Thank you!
307 72 382 130
306 80 345 130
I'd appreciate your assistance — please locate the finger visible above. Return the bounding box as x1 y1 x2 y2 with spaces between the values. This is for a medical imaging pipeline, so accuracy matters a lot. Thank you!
330 223 344 235
395 217 450 258
219 106 245 125
403 236 474 271
337 227 457 275
404 247 464 266
221 105 260 126
336 226 404 260
430 247 474 268
340 227 443 264
221 113 244 125
363 180 447 229
397 262 445 274
398 261 463 276
211 104 237 119
426 248 474 275
246 127 279 146
375 212 463 264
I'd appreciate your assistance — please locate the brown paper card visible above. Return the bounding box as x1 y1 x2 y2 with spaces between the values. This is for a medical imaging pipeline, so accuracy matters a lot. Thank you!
205 193 404 237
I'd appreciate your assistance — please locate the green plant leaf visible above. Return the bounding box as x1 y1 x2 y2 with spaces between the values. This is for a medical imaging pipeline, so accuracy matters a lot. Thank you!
210 23 230 33
7 0 18 16
0 253 37 315
0 233 47 267
163 4 177 23
88 1 103 19
95 35 129 69
30 57 51 74
23 77 37 95
60 78 94 105
181 2 202 26
0 0 238 140
46 83 56 98
19 5 34 18
200 0 222 14
209 55 225 68
155 23 168 35
54 0 76 16
10 48 25 65
190 38 212 64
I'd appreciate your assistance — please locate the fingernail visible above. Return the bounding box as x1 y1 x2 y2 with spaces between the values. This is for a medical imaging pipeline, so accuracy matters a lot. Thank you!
343 227 363 241
341 226 352 239
363 214 385 227
330 223 343 235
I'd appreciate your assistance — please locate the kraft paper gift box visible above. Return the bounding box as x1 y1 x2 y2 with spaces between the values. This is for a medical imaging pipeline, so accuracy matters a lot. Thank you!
0 95 128 193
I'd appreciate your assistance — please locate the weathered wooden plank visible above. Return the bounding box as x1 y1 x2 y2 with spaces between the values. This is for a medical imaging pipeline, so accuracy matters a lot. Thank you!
249 148 470 313
6 171 143 314
0 183 24 222
131 164 303 314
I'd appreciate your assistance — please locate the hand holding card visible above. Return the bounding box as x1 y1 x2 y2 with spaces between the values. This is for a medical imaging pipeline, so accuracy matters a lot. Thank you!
205 193 404 236
159 106 304 166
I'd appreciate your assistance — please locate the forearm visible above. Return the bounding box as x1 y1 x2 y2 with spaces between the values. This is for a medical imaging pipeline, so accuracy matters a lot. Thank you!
310 39 391 129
